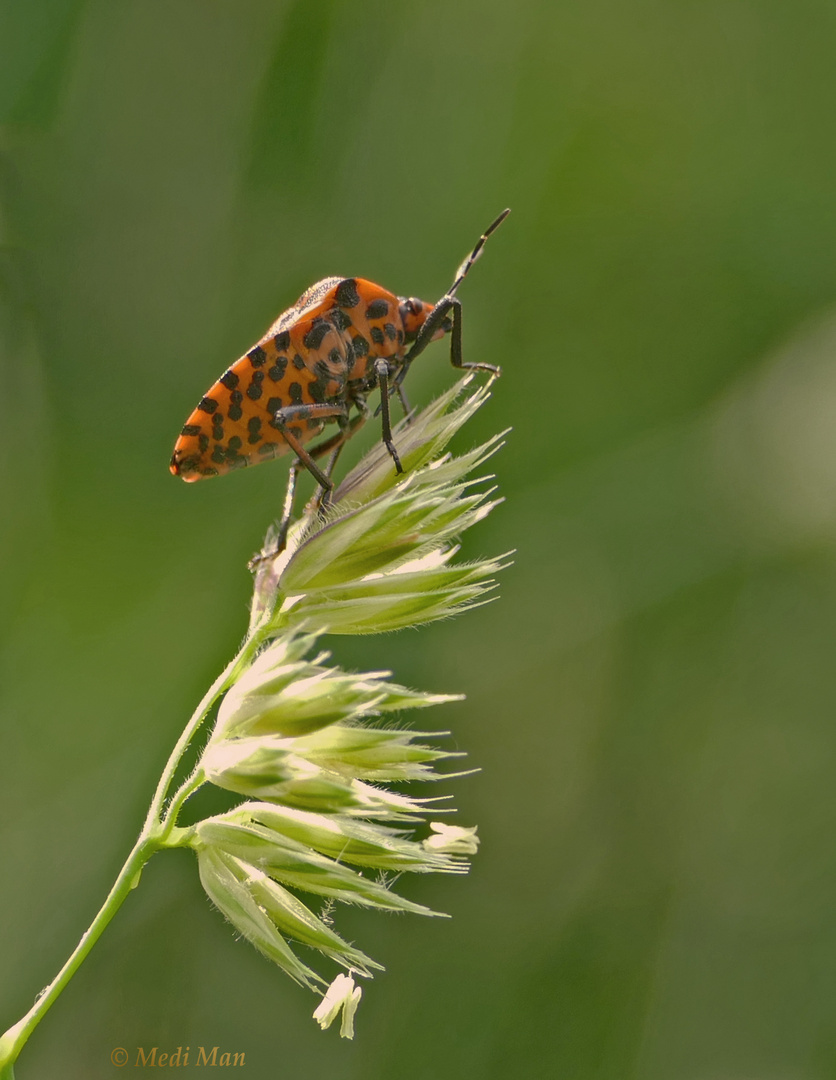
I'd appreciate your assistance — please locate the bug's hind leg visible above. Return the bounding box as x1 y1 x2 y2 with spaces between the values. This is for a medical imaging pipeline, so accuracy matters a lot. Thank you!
311 414 354 515
270 410 368 554
271 457 306 555
271 403 349 489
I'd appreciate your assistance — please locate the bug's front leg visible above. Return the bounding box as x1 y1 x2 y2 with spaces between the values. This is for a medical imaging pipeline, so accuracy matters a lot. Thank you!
396 295 501 389
442 296 502 377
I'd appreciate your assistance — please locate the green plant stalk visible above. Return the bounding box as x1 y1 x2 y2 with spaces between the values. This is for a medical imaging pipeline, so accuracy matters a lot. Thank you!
0 635 262 1079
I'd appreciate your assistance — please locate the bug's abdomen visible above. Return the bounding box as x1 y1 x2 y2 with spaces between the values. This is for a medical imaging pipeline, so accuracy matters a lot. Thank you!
171 316 349 481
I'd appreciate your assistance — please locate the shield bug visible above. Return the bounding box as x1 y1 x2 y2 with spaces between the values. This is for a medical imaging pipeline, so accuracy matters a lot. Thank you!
170 209 510 531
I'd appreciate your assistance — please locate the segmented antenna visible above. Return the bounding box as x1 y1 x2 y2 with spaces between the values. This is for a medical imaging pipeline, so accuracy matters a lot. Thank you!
448 208 511 298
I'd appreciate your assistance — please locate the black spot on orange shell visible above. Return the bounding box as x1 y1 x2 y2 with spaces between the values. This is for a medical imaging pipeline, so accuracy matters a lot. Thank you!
292 353 306 370
289 382 303 405
352 335 369 357
384 322 397 341
365 299 389 319
228 390 244 421
220 370 239 390
268 356 287 382
335 279 360 308
303 321 331 350
370 326 384 346
248 346 267 367
330 308 351 331
181 423 202 437
199 396 218 414
267 396 283 415
274 330 291 351
247 371 265 400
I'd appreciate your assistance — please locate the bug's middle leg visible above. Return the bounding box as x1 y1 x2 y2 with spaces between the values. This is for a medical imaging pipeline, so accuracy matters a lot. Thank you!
373 359 403 474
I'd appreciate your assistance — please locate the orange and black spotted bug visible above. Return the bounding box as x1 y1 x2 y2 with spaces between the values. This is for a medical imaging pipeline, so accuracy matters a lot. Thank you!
170 208 510 538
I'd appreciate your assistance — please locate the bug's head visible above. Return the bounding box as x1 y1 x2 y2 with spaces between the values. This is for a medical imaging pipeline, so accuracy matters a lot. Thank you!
398 297 450 344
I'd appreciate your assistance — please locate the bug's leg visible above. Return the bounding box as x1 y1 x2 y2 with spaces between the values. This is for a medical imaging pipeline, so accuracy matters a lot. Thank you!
271 403 349 489
296 408 368 513
274 457 305 552
374 371 412 419
315 413 354 513
445 296 501 376
291 408 368 512
374 358 403 474
303 408 368 462
268 409 365 555
392 299 448 389
401 295 501 385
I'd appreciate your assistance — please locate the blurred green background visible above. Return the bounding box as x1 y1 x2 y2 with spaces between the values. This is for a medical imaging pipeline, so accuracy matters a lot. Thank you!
3 1 836 1077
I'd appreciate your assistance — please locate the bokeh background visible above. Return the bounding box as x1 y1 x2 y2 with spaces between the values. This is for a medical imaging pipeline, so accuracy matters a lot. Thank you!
3 2 836 1077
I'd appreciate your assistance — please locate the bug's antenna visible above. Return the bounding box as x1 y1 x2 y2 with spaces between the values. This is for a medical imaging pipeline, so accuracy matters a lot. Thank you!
448 208 511 299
